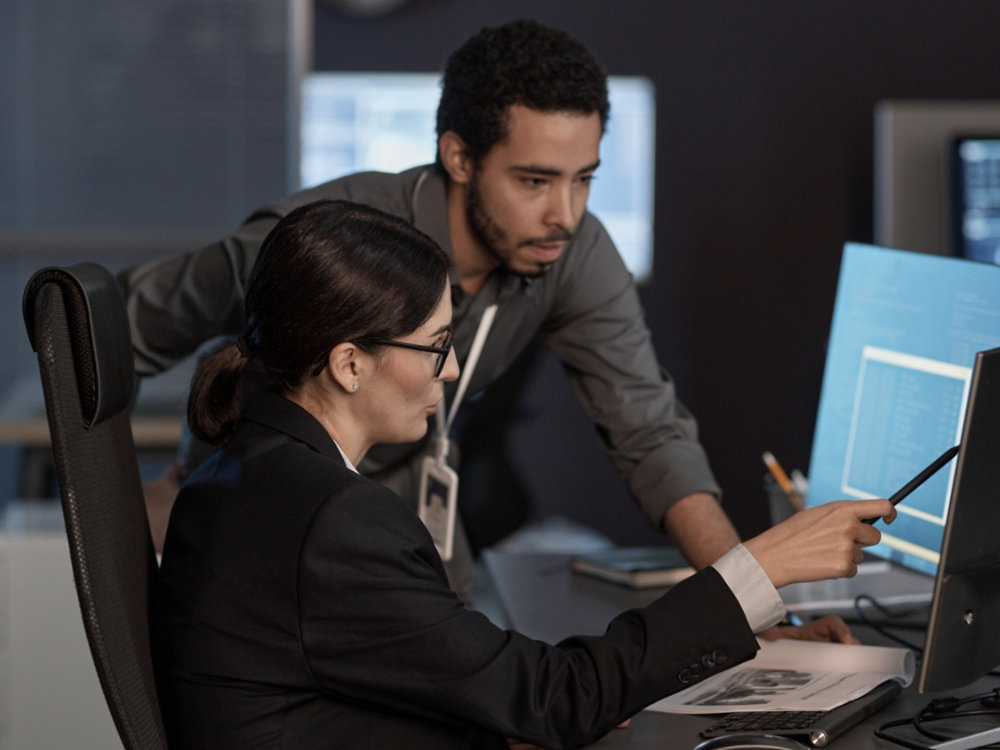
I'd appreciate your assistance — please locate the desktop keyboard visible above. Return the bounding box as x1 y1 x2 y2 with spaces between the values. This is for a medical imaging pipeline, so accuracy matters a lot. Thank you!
699 679 902 747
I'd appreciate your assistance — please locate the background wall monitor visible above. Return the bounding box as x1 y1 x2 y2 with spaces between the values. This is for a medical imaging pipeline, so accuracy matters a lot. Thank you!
807 244 1000 577
950 136 1000 265
918 346 1000 704
299 72 656 281
874 100 1000 256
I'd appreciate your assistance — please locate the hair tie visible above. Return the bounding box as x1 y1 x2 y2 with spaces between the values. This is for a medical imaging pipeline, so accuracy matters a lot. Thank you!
235 336 252 358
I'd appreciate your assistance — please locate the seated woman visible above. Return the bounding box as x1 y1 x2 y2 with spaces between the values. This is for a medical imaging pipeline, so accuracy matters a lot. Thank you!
154 199 894 750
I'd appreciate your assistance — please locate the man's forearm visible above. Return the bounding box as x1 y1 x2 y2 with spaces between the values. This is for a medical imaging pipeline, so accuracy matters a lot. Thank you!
662 491 741 569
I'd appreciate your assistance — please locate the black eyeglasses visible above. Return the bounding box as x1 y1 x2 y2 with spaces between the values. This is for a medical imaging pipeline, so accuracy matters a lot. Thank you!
366 330 454 377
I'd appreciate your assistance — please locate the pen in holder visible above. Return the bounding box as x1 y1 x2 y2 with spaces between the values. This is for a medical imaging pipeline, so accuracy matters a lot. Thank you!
761 451 807 525
764 473 800 525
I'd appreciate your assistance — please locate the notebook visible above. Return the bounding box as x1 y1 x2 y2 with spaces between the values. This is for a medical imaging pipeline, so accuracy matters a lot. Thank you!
569 545 694 589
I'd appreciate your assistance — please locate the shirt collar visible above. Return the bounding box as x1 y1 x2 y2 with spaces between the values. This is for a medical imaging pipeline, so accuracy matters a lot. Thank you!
333 440 360 474
240 387 347 467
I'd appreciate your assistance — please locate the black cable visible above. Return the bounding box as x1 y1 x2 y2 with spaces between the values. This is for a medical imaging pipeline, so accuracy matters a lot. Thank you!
853 594 927 652
851 594 1000 746
920 709 1000 744
874 689 1000 748
852 594 1000 680
873 717 933 750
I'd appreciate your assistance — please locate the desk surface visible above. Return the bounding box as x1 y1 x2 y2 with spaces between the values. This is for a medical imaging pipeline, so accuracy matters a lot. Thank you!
482 550 1000 749
0 370 188 448
0 416 182 447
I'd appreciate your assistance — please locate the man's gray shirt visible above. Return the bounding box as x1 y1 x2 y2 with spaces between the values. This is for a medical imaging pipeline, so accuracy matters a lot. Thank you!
118 165 722 529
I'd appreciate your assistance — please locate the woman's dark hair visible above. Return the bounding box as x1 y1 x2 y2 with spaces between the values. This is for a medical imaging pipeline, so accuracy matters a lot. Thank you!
188 199 451 445
435 19 610 168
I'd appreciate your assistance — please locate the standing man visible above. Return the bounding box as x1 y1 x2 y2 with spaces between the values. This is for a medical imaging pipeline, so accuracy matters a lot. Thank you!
124 20 740 599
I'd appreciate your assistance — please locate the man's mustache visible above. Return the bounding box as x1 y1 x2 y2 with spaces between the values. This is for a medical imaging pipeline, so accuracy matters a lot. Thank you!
521 230 573 246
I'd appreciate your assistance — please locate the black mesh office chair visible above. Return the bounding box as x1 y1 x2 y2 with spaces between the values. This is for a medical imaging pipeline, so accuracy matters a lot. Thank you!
23 263 168 750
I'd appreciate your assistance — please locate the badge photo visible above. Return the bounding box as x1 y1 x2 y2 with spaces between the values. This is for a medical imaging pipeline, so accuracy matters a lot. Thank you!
418 455 459 560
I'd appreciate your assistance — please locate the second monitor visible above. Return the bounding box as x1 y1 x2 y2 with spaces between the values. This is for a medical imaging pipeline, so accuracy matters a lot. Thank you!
807 243 1000 577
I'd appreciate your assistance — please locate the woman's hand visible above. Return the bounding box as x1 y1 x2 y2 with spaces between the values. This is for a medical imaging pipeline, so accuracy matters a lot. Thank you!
744 499 895 589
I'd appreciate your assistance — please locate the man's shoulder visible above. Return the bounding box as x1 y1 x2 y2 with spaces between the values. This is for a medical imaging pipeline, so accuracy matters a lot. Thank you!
282 165 430 218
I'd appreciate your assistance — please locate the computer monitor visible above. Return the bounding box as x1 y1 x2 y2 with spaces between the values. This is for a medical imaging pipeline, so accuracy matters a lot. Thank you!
919 345 1000 695
807 244 1000 578
299 72 656 281
874 100 1000 256
950 136 1000 265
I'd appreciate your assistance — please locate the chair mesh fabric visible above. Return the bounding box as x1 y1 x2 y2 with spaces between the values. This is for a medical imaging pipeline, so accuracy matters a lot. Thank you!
26 266 168 750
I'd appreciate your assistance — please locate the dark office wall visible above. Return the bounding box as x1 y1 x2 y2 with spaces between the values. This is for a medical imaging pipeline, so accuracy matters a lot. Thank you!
314 1 1000 542
0 0 289 232
0 0 295 507
0 0 294 442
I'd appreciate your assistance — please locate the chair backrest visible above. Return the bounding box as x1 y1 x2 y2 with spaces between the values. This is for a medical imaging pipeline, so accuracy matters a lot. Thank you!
23 263 168 750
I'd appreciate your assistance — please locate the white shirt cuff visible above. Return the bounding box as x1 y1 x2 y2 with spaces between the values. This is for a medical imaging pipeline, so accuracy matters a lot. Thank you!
711 543 786 633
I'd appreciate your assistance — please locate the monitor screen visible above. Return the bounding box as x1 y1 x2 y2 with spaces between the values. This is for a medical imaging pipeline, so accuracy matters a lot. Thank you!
873 100 1000 256
300 72 656 281
807 243 1000 576
951 136 1000 265
919 345 1000 694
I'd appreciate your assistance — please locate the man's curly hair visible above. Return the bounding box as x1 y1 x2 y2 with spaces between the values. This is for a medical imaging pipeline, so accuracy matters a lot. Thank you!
435 20 609 167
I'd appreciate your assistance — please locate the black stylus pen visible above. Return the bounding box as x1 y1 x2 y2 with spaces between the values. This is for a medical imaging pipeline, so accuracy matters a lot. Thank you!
863 444 960 524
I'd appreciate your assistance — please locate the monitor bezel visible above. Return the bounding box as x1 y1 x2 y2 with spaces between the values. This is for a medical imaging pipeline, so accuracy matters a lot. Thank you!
918 345 1000 693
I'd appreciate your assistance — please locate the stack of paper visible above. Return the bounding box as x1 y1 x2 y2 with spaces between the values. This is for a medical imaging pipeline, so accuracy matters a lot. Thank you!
647 639 914 713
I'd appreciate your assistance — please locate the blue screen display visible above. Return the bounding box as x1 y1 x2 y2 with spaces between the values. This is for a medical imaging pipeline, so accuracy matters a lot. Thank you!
807 243 1000 575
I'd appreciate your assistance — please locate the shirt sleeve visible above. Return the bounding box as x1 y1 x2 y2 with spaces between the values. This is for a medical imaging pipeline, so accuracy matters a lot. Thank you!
711 544 786 633
536 213 722 527
116 215 274 376
116 171 420 377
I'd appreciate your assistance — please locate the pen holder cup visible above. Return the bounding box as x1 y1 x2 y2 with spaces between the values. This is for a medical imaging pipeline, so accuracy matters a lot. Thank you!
764 474 800 526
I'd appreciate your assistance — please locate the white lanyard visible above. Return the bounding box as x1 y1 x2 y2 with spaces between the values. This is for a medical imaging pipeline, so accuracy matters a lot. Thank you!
410 169 499 463
434 303 498 461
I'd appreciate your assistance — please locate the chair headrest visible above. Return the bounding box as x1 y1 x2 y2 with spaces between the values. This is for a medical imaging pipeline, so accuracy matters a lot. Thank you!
23 263 136 428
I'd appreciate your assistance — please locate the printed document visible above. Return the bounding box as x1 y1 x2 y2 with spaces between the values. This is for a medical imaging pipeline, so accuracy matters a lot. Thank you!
647 638 914 714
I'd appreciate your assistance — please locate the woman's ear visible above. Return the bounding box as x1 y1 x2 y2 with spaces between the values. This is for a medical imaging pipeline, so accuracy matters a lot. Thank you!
325 342 362 394
438 131 473 186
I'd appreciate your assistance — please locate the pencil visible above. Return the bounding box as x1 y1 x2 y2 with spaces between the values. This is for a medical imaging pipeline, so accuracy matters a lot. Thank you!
762 451 805 511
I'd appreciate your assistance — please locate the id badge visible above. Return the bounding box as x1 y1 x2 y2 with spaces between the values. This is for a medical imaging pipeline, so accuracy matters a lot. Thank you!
417 455 459 560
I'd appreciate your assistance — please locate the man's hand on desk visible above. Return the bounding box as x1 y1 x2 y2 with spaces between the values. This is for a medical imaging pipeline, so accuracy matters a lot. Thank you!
144 462 181 554
757 615 860 645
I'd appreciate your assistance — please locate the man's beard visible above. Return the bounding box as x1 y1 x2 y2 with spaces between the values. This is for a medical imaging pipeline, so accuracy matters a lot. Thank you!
466 174 572 279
